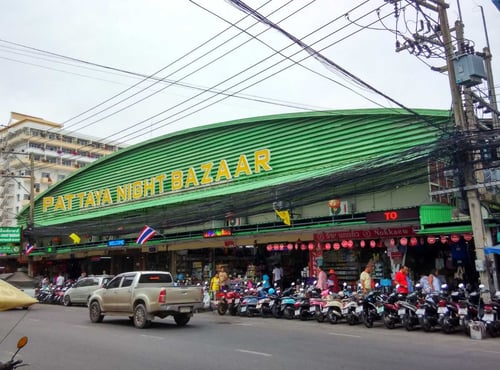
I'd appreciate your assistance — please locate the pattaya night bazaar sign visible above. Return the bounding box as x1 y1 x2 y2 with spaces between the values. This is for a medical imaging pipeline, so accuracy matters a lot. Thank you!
42 149 271 213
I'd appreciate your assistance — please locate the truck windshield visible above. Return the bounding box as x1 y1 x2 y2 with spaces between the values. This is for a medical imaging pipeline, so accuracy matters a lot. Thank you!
139 273 172 284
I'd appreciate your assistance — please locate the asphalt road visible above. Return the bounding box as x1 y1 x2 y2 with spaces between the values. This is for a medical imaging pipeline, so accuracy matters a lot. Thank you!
1 304 499 370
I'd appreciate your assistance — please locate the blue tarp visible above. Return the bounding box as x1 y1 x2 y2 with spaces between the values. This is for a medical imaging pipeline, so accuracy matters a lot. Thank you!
485 244 500 255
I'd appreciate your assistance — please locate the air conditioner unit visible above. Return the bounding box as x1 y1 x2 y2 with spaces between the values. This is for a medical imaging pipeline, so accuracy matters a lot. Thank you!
329 201 352 216
226 217 247 227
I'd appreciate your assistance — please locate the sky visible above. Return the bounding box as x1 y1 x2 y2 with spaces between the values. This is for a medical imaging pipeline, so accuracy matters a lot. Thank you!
0 0 499 146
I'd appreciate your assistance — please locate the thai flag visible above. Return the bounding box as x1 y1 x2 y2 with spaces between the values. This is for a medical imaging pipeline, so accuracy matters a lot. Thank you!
136 226 157 245
25 243 35 255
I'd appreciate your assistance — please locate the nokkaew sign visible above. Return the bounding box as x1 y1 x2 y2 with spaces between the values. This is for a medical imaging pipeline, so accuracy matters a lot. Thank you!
0 227 21 243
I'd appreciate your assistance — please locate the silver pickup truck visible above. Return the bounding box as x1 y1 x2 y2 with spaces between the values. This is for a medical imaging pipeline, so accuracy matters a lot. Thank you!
88 271 203 328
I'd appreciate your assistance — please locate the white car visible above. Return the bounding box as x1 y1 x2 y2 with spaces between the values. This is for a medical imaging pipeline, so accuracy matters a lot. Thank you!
63 275 113 306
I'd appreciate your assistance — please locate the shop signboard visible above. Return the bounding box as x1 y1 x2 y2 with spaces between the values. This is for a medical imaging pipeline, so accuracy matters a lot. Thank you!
0 245 20 255
0 227 21 243
314 226 417 242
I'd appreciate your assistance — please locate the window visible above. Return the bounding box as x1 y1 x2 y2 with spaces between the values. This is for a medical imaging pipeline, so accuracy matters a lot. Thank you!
106 276 122 289
121 275 135 287
139 273 172 284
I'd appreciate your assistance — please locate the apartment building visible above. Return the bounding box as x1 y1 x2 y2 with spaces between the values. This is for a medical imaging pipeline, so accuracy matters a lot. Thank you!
0 112 125 227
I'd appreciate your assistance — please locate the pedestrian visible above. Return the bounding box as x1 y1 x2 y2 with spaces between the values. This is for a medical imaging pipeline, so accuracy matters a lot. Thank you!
419 274 431 294
56 272 65 288
210 272 220 300
394 266 409 294
359 264 373 294
219 266 229 289
316 266 327 291
429 269 441 292
272 264 283 289
77 271 87 281
327 268 339 293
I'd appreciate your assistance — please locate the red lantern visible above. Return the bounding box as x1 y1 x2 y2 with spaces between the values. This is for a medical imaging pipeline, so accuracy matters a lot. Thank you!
450 234 460 243
324 242 332 251
410 237 418 246
279 243 285 251
427 236 436 245
370 240 376 248
347 240 354 248
440 235 447 244
333 242 340 250
308 242 314 251
300 243 306 251
360 240 366 248
341 240 348 248
400 237 408 246
273 244 279 251
390 239 395 247
287 243 293 250
266 244 272 252
464 233 473 241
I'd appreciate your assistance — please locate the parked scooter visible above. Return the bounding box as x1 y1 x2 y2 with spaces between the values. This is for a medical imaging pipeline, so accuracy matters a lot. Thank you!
400 284 425 331
0 336 29 369
383 290 405 329
439 283 469 334
482 290 500 337
418 286 448 332
362 285 386 328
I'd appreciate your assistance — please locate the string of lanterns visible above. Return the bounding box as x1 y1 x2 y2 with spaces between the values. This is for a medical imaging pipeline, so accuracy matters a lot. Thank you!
265 233 473 252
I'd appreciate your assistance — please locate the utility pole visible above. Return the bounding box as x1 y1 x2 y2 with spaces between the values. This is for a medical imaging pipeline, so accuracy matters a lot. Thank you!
401 0 494 296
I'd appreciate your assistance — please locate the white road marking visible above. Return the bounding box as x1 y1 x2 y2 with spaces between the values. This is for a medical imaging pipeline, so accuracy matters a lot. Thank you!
140 335 164 340
477 349 500 355
235 349 272 357
328 332 361 338
234 323 253 326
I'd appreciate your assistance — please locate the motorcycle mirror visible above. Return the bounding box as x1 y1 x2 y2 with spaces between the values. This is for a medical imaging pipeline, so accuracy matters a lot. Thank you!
17 336 28 349
458 283 465 289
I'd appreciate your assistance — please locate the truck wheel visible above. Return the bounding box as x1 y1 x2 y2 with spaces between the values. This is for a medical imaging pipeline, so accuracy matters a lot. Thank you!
63 295 72 307
174 313 191 326
133 304 152 329
89 301 104 323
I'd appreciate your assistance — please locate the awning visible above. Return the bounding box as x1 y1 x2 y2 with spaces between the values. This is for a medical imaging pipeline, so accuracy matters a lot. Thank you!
485 244 500 255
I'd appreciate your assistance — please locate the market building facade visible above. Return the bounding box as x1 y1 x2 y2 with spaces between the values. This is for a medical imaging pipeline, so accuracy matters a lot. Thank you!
4 108 499 290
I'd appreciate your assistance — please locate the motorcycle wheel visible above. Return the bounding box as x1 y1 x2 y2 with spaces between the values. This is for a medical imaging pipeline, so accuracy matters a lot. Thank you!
347 313 357 326
229 304 238 316
271 305 281 319
284 307 294 320
316 310 325 323
217 302 228 316
363 312 374 328
403 314 414 331
441 316 453 334
422 318 433 332
299 310 308 321
327 309 339 325
383 315 396 329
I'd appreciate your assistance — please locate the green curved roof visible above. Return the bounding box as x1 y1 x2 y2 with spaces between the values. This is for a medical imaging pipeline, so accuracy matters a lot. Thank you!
19 108 452 231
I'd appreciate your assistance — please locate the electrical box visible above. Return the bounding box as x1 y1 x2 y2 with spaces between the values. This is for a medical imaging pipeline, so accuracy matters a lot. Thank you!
453 54 486 87
475 259 486 272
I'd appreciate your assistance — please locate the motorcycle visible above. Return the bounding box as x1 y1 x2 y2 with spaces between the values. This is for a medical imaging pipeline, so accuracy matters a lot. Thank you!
238 289 260 317
383 290 405 329
482 290 500 337
362 287 386 328
0 336 29 369
439 284 469 334
418 287 448 332
400 285 425 331
344 292 364 326
217 286 242 316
